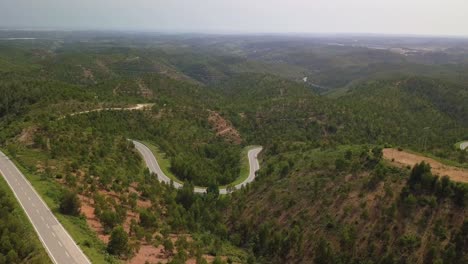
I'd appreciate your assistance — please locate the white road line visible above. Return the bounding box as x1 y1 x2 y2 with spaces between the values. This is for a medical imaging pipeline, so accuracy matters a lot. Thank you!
5 163 91 264
40 216 44 221
0 165 60 264
65 252 70 258
58 241 63 248
0 151 92 264
52 232 56 238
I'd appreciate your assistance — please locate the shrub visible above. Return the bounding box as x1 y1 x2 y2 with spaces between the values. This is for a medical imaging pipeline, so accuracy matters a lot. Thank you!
59 191 81 216
107 226 130 257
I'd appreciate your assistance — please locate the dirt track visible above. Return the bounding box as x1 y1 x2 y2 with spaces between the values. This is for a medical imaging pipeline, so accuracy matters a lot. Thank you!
383 148 468 183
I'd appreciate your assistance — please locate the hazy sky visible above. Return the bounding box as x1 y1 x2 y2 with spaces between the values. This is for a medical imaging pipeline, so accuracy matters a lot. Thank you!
1 0 467 36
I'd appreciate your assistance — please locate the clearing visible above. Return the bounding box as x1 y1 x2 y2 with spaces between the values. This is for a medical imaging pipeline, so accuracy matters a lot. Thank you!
383 148 468 183
207 111 242 144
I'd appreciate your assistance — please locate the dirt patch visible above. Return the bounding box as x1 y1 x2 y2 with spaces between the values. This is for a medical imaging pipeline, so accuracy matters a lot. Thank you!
95 59 111 74
208 111 242 144
79 195 110 243
383 148 468 183
137 80 154 99
79 187 150 244
17 126 38 146
79 184 223 263
79 65 97 84
129 244 166 264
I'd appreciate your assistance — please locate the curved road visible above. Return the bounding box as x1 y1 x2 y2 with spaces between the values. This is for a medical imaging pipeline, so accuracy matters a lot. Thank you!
132 140 262 194
461 141 468 151
0 141 261 264
0 151 91 264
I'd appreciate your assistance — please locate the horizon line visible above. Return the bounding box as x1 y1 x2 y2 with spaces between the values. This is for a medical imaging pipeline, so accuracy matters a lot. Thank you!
1 27 468 39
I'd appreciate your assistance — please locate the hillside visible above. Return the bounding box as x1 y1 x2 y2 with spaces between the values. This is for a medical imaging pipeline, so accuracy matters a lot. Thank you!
0 33 467 264
226 145 468 264
337 76 467 160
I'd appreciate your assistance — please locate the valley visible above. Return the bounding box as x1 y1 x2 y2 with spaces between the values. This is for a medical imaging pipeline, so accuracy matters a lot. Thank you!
0 32 466 264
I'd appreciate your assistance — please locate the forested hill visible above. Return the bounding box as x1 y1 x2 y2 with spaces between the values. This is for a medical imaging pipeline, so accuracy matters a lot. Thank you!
336 76 467 152
211 73 467 159
0 34 467 264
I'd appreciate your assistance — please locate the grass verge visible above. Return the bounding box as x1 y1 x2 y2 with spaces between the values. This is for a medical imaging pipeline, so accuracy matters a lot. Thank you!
142 141 183 185
220 145 261 189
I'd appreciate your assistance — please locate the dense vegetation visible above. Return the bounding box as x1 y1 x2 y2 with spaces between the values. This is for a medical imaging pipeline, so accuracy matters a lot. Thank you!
226 145 468 263
0 32 467 263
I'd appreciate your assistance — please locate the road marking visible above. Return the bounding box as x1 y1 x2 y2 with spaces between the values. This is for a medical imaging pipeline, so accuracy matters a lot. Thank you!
65 252 70 258
46 223 50 229
58 241 63 248
0 162 60 264
36 209 40 214
28 196 31 201
40 216 44 221
52 232 56 238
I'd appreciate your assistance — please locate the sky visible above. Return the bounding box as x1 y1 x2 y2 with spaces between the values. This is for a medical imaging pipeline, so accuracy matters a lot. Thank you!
0 0 467 36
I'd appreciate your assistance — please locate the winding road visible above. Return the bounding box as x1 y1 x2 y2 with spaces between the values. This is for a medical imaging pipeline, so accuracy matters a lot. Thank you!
0 151 91 264
58 103 154 120
0 140 261 263
0 106 262 264
132 140 262 194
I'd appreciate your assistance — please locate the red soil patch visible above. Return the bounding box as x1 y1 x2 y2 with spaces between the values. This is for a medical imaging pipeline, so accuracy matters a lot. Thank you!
79 185 221 263
79 195 109 243
208 111 242 144
383 148 468 183
79 185 151 244
129 244 166 264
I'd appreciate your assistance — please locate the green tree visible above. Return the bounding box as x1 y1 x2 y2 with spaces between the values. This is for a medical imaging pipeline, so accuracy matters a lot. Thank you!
459 150 466 164
176 182 195 209
314 238 335 264
207 183 220 198
163 237 174 256
59 191 81 216
372 147 383 160
335 158 349 172
107 226 129 257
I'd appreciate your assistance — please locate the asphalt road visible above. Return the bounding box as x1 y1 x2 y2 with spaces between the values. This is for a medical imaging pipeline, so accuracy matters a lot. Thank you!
132 140 262 194
461 141 468 151
0 151 91 264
